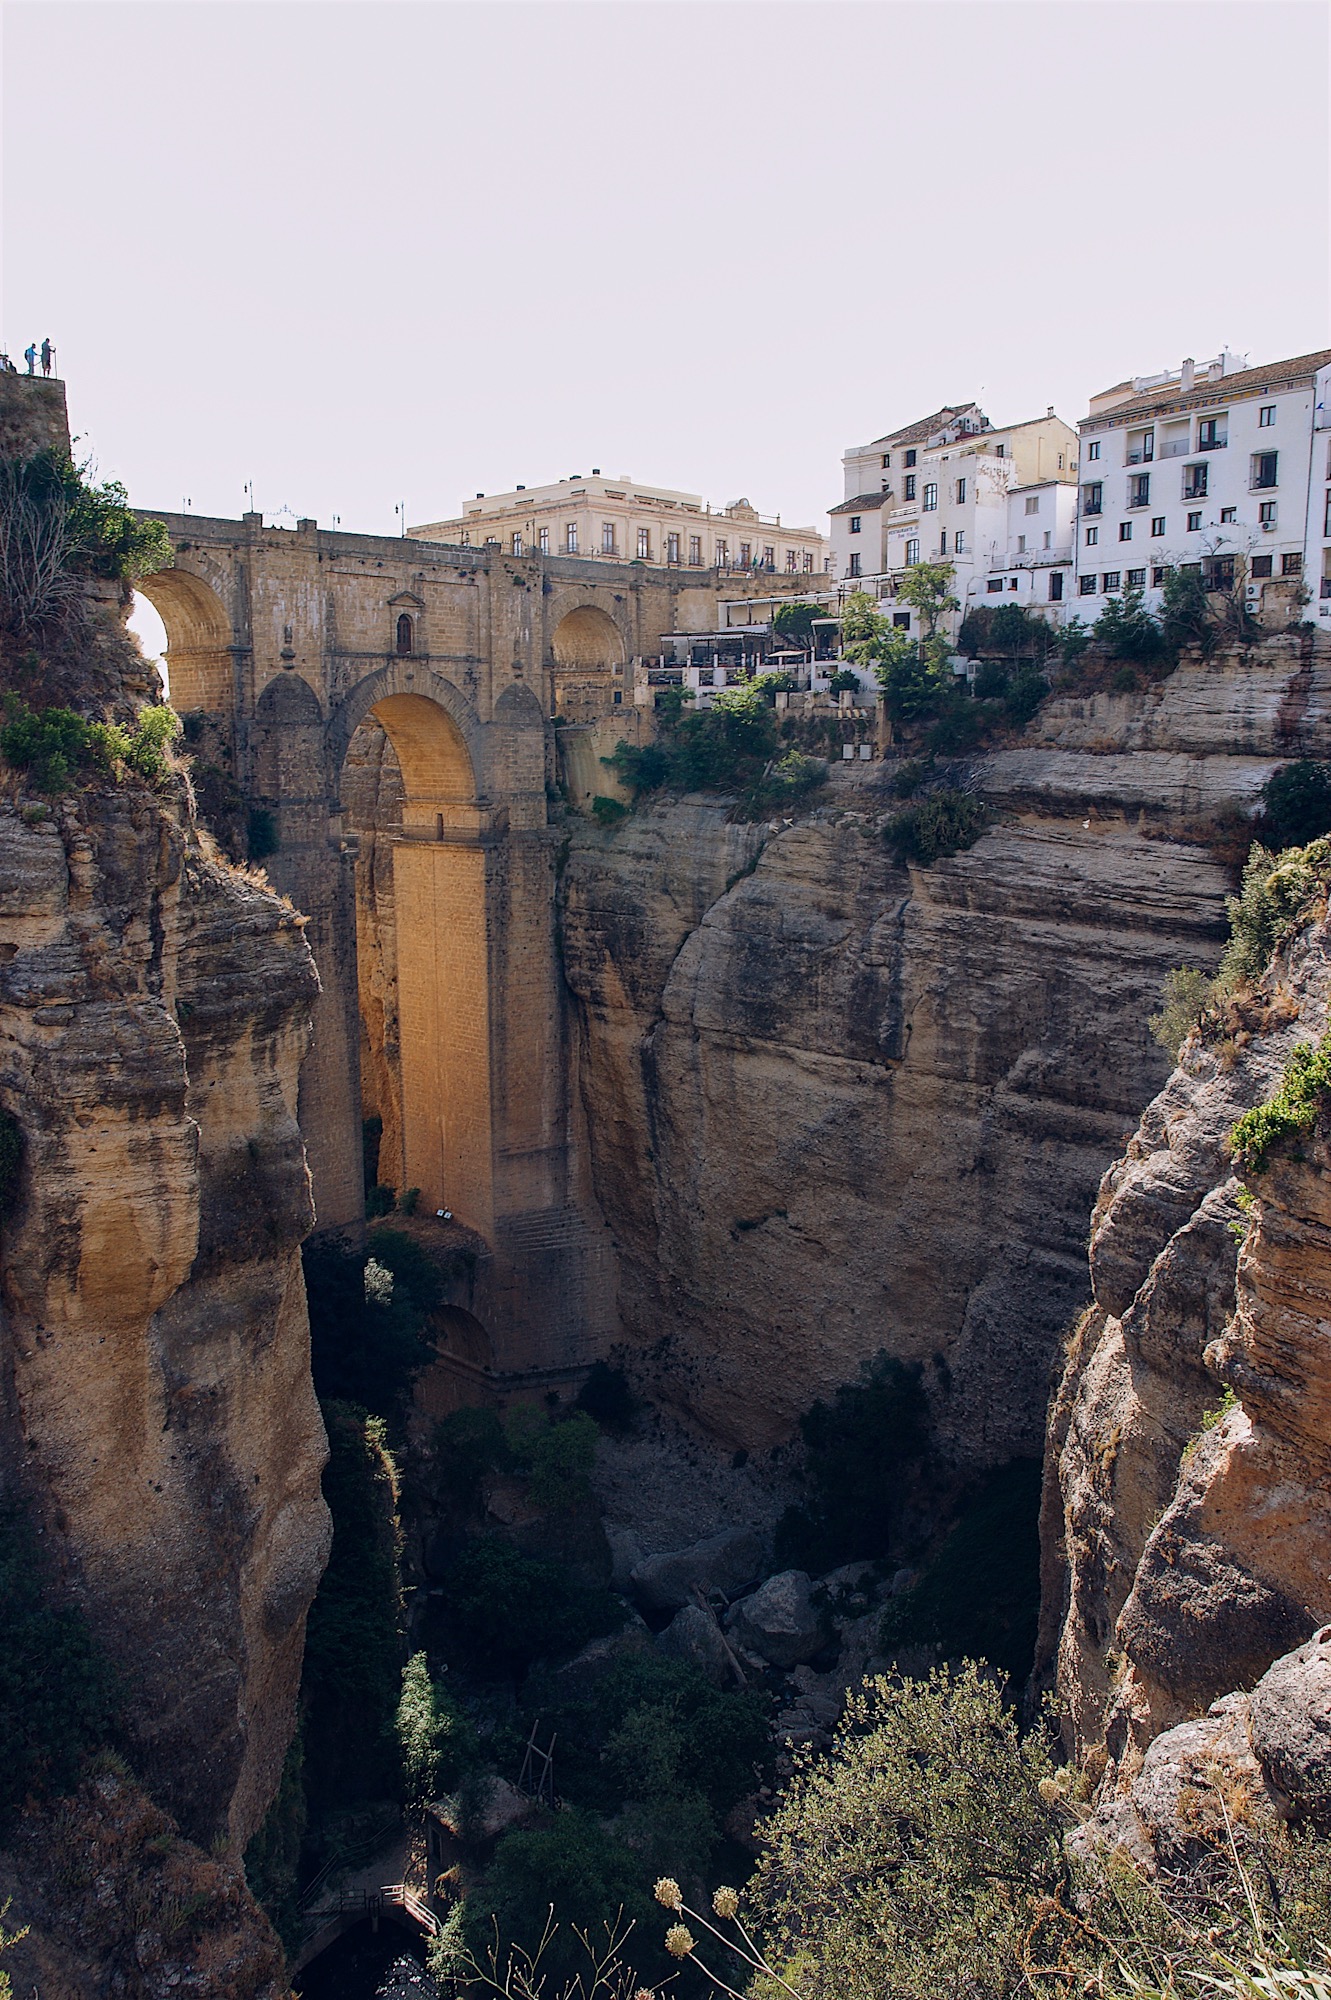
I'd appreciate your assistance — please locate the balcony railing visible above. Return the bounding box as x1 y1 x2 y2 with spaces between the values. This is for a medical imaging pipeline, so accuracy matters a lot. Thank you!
1251 475 1279 491
1082 500 1103 516
1125 449 1154 465
1183 482 1207 501
1159 439 1190 458
1321 577 1331 599
1197 436 1228 451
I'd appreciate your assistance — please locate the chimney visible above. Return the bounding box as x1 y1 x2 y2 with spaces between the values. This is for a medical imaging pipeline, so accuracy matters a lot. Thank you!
1046 405 1054 418
1181 357 1195 394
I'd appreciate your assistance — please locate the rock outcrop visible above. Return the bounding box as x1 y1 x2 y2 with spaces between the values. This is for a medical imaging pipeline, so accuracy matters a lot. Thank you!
1043 888 1331 1796
0 776 330 1852
562 642 1330 1472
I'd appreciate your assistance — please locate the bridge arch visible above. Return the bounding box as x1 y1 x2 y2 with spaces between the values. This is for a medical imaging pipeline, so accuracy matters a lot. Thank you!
330 662 484 821
549 602 627 723
137 566 233 712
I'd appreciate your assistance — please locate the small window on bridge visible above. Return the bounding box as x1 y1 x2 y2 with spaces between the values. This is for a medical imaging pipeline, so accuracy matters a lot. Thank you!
396 613 414 656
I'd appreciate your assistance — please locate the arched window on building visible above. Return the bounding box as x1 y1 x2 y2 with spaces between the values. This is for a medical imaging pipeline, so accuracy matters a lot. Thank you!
396 612 414 656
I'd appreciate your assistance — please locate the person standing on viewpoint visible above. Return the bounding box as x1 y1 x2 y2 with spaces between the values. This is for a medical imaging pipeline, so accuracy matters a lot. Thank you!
23 344 36 375
40 339 52 377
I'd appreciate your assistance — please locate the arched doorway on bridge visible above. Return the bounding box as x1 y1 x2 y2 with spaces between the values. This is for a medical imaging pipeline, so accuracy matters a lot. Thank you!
135 567 233 713
550 604 624 722
339 678 497 1239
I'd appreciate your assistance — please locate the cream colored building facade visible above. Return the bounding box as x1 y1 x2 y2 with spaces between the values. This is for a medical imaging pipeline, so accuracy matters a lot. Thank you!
412 473 827 577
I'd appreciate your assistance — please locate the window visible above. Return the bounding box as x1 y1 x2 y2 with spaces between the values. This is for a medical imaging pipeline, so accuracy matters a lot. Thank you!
904 448 917 467
1119 521 1133 541
1079 574 1098 595
637 527 651 559
1017 534 1026 553
1152 566 1169 587
1251 451 1278 490
881 453 891 468
904 475 917 501
511 532 524 555
565 522 578 553
1183 463 1207 499
539 526 550 554
602 522 616 554
1258 501 1277 526
1282 552 1304 576
460 530 471 545
715 538 728 566
956 478 966 504
922 482 938 511
1251 554 1273 578
1025 495 1040 515
1058 453 1065 470
1160 420 1191 459
1009 576 1019 590
1202 555 1236 590
1085 526 1099 546
1103 571 1122 592
1259 405 1276 427
803 552 814 572
395 612 414 656
849 514 862 533
847 552 861 578
939 531 948 555
1082 481 1103 515
1049 571 1064 601
1151 516 1166 536
1187 511 1202 532
995 443 1006 458
1087 440 1101 461
688 535 702 565
1220 507 1237 524
954 530 966 554
1127 567 1146 589
786 550 798 572
1197 415 1228 450
905 537 920 565
1126 427 1154 465
893 612 911 629
987 576 1003 593
739 541 751 566
667 532 680 563
1326 491 1331 538
1128 474 1151 508
762 545 775 568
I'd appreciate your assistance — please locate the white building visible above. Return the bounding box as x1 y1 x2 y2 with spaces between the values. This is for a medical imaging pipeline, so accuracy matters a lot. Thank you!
966 479 1078 623
412 473 827 577
828 402 1078 640
1072 346 1331 621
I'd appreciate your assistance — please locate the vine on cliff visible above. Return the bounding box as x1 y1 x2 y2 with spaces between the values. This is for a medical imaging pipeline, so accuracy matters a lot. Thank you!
1230 1035 1331 1174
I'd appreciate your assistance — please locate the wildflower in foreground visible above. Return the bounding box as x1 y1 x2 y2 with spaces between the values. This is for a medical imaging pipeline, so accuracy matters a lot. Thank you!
664 1924 696 1959
653 1877 682 1911
712 1885 739 1920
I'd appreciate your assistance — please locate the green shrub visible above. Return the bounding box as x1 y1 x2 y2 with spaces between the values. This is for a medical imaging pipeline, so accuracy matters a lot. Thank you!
776 1353 929 1572
1219 840 1328 990
771 601 825 649
1149 966 1215 1058
246 806 279 858
432 1405 509 1512
827 668 859 696
396 1652 479 1813
971 659 1010 700
1094 586 1166 664
604 739 671 795
575 1361 637 1432
591 795 628 827
300 1405 404 1813
0 449 172 638
884 788 991 866
474 1809 652 1991
303 1232 436 1419
743 746 827 819
1261 762 1331 849
749 1664 1064 2000
1230 1035 1331 1174
1160 562 1218 657
430 1535 625 1676
878 1460 1043 1685
0 1505 117 1826
0 697 180 794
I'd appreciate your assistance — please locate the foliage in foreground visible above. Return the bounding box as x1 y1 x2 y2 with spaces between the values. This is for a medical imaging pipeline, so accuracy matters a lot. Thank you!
0 448 171 637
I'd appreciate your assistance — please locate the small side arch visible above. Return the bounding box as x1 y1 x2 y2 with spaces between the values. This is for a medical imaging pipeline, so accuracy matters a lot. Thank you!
137 565 234 712
253 673 325 799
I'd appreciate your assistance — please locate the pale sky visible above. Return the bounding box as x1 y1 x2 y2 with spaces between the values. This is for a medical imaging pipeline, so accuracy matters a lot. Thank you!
3 0 1328 546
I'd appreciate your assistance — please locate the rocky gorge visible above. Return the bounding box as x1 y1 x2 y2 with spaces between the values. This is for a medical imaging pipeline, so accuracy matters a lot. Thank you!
6 358 1331 1994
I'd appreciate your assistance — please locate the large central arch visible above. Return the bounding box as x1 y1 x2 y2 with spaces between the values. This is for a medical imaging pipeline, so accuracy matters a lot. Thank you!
332 666 498 1237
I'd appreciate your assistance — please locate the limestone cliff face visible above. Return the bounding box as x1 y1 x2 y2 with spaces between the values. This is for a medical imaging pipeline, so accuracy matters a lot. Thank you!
0 778 329 1852
561 644 1331 1467
1043 901 1331 1792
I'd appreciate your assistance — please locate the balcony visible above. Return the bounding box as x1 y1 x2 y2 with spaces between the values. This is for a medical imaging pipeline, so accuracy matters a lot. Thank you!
1082 499 1103 516
1321 577 1331 599
1159 439 1190 458
1183 481 1207 502
1197 435 1228 452
1251 474 1279 492
1125 448 1154 465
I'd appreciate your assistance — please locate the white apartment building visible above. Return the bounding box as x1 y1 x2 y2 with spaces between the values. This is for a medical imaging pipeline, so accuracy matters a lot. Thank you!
967 479 1078 621
828 402 1078 639
411 473 827 576
1072 346 1331 619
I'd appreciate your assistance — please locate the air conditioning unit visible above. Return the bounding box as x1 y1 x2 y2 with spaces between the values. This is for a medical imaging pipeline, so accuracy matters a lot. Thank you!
1245 583 1262 600
1262 521 1277 532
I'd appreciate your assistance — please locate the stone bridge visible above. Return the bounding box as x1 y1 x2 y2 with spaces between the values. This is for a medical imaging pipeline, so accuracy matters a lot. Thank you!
135 509 766 1386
